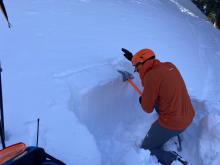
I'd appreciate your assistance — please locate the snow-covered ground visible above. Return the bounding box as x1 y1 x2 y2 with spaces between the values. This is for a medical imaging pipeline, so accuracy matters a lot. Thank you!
1 0 220 164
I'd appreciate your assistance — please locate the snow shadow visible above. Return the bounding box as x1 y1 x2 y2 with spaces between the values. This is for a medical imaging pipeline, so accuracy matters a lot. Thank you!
72 88 220 165
65 60 156 164
181 98 220 165
71 76 155 164
64 59 220 165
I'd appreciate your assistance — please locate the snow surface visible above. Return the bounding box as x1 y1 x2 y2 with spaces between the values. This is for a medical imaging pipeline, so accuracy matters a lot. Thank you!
1 0 220 164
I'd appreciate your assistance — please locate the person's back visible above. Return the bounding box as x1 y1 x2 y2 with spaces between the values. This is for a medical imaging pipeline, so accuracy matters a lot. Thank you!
142 61 195 131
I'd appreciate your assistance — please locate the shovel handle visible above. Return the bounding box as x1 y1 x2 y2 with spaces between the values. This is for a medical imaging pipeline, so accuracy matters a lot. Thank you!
128 79 142 96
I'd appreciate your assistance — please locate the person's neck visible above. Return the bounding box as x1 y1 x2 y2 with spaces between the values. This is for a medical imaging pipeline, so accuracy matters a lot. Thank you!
139 59 160 85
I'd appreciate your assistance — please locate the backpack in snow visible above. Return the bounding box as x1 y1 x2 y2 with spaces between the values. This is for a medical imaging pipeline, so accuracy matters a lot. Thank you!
0 142 66 165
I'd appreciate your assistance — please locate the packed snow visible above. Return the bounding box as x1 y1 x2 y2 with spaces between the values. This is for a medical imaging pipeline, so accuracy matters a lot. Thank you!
1 0 220 164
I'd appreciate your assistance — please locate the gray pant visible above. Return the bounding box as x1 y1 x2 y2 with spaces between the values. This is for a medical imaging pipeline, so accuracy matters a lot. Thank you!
141 121 183 165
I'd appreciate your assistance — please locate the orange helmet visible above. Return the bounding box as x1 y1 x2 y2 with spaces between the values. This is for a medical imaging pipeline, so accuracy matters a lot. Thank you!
132 49 155 66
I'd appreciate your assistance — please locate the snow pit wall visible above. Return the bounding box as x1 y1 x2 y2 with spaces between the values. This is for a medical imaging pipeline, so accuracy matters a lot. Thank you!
67 59 143 139
57 59 220 165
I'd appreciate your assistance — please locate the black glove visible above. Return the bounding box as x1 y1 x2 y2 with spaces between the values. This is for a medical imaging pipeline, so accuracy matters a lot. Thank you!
121 48 133 62
139 96 142 104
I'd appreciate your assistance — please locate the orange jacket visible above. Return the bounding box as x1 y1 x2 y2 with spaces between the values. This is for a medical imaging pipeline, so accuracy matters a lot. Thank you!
139 59 195 131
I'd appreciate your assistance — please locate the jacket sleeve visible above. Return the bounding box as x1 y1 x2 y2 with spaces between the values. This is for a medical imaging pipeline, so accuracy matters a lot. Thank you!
140 74 159 113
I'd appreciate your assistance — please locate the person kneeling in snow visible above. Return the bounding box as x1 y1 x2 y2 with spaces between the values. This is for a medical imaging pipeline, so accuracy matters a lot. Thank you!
122 48 195 165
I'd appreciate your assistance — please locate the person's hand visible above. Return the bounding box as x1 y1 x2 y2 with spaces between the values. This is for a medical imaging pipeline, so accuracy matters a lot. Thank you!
139 96 142 104
121 48 133 62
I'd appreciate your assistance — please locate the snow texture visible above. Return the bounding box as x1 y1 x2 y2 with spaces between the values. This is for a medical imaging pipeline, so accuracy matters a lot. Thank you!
1 0 220 164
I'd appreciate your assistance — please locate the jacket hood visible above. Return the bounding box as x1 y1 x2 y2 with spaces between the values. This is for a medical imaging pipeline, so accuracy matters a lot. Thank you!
138 59 161 86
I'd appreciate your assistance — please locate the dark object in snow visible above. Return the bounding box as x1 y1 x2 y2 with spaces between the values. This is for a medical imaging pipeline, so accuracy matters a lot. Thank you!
0 62 6 149
0 0 11 28
121 48 133 62
139 96 142 104
36 118 40 147
177 134 182 151
172 151 188 165
0 143 66 165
